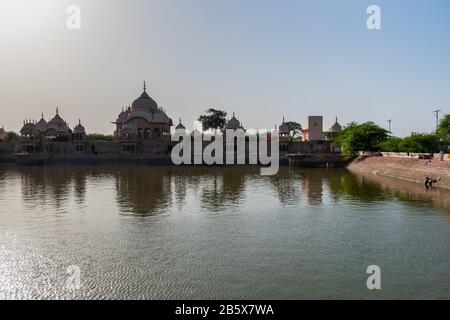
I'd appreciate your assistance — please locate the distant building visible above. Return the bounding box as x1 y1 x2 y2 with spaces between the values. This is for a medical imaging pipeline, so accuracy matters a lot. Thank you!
328 117 342 140
224 112 245 131
113 82 173 142
278 117 290 152
302 116 323 141
175 118 187 134
19 109 86 153
328 117 342 152
20 109 71 142
0 125 6 141
7 82 338 159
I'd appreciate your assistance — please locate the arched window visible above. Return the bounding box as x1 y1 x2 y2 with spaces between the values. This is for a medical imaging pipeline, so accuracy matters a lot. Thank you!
153 128 161 138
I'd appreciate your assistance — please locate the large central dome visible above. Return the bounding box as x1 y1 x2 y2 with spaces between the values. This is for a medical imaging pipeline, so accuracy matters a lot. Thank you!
131 83 158 112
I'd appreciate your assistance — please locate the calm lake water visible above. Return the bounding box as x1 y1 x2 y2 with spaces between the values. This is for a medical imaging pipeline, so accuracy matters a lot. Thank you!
0 165 449 299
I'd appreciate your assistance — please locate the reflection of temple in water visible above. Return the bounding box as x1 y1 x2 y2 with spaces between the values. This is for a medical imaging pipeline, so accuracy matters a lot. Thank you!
7 165 449 216
19 167 80 211
300 171 324 205
114 166 173 216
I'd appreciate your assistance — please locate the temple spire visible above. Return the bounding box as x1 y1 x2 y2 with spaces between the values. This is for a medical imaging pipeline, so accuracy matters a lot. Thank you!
56 107 59 115
143 80 146 91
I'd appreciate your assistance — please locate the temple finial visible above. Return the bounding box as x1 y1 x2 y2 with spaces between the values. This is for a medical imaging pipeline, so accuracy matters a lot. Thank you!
41 112 44 119
283 116 285 122
335 116 338 123
143 81 146 91
179 117 182 124
56 107 59 115
79 119 81 125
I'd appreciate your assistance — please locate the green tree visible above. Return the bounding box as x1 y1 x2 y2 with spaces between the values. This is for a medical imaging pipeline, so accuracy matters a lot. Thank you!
400 133 440 153
198 108 227 131
333 122 389 158
284 121 302 143
85 133 114 141
379 136 403 152
5 131 21 142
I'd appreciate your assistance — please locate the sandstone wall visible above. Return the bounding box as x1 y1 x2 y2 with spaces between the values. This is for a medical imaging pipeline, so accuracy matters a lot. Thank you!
348 155 450 190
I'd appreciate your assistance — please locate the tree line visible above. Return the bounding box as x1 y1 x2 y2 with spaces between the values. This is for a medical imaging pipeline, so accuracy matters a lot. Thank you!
333 114 450 158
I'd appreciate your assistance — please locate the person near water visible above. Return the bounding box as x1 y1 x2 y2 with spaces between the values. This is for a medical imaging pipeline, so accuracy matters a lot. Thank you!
424 176 430 190
427 176 441 190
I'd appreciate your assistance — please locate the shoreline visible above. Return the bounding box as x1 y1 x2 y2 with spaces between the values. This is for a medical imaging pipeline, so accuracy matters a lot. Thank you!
347 155 450 190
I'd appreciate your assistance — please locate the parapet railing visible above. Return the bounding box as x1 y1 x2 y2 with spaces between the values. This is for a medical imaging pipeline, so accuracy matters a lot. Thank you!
358 151 450 161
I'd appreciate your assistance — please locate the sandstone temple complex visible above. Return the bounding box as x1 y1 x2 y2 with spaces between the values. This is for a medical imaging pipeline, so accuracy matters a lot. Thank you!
0 82 342 165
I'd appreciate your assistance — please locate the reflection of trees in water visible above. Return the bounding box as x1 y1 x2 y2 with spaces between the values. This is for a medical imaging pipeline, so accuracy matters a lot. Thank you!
10 165 448 216
269 170 302 205
115 166 248 214
197 167 247 212
327 172 392 202
269 169 327 206
342 171 449 212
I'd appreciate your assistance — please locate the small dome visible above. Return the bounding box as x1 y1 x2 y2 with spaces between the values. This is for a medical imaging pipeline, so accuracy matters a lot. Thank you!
73 120 85 134
116 108 128 123
279 117 289 134
175 118 186 130
35 117 49 133
131 83 158 112
330 117 342 132
20 121 36 135
225 112 242 130
49 109 69 133
49 111 65 126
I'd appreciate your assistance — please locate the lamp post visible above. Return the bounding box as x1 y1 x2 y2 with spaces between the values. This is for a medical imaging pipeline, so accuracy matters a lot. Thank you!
433 109 442 132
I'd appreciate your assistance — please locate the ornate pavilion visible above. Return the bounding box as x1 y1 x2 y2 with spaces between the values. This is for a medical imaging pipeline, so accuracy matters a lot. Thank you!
113 82 173 142
19 109 86 153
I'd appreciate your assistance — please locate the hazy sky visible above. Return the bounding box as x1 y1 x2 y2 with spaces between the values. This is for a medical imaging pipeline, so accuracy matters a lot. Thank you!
0 0 449 135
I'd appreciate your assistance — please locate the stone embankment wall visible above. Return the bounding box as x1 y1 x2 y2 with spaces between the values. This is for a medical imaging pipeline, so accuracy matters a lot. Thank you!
348 154 450 190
